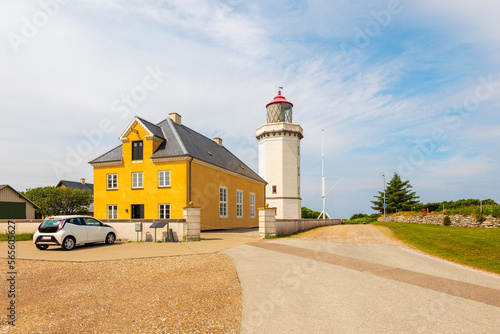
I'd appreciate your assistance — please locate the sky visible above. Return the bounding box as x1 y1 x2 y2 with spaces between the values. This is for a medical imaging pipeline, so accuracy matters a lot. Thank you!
1 0 499 219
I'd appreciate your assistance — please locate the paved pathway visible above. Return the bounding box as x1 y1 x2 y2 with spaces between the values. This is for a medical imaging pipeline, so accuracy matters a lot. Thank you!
4 225 500 333
1 232 257 261
222 225 500 333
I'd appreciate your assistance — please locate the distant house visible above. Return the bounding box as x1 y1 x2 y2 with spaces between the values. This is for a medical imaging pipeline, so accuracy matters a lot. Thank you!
56 179 94 215
0 185 39 219
89 113 266 230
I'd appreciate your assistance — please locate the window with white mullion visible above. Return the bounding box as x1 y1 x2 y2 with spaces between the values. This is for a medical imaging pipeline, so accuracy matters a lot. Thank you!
107 174 117 190
236 190 243 218
219 186 228 218
250 193 255 218
132 172 143 188
107 205 118 219
159 204 170 219
158 170 171 187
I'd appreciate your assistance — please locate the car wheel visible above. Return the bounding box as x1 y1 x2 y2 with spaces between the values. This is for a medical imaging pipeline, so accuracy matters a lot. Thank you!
62 236 76 250
36 244 49 250
105 233 116 245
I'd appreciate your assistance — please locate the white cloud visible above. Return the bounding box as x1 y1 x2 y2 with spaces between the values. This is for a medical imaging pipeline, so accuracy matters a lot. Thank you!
0 0 499 217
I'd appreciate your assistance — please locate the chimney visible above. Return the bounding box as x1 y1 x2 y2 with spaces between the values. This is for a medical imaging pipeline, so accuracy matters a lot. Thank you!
169 113 182 125
80 178 86 184
213 137 223 146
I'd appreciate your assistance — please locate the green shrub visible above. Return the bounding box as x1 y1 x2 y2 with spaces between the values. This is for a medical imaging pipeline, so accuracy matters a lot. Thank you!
476 214 486 223
345 217 377 224
349 213 368 220
301 206 322 219
443 216 451 226
492 207 500 218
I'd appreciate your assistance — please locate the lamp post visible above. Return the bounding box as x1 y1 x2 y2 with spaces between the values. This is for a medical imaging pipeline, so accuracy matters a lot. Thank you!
382 174 386 222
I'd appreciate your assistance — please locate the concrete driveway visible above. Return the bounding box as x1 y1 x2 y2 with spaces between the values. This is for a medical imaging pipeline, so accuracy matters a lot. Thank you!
222 225 500 334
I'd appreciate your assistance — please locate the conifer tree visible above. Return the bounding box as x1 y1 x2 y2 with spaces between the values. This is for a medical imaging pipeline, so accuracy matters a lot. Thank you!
371 173 420 214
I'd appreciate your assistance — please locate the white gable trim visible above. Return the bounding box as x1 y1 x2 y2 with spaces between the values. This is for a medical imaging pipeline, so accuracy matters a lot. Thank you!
119 117 155 142
89 159 124 167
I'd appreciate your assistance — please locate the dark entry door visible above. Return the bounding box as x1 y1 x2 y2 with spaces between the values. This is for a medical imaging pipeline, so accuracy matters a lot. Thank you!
131 204 144 219
0 202 26 219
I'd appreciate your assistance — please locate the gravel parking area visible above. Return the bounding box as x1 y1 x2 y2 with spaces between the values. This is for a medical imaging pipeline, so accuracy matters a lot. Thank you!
1 254 241 333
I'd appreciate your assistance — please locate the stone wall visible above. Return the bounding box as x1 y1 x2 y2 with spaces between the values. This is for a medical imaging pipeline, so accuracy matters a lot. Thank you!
378 214 500 228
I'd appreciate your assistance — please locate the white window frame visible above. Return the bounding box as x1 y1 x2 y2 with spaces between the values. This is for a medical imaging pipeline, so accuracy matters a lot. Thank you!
250 193 255 218
107 174 117 190
236 190 243 218
158 170 171 188
107 205 118 219
132 172 143 189
158 204 171 219
219 186 228 218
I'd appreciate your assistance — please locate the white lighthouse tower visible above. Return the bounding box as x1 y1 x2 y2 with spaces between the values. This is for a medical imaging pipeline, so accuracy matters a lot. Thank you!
256 90 303 219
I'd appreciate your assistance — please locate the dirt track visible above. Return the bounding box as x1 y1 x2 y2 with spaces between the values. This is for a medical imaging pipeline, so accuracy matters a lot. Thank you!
291 224 405 246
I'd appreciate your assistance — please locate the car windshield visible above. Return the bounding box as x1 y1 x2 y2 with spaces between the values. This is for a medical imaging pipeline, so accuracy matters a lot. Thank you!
40 219 63 227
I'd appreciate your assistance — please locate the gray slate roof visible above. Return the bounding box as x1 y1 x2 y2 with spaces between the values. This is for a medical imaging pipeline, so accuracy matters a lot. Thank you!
137 116 165 139
56 180 94 192
89 117 265 183
91 145 122 163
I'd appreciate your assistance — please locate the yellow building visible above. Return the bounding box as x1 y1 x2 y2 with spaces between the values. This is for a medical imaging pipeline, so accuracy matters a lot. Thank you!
89 113 266 230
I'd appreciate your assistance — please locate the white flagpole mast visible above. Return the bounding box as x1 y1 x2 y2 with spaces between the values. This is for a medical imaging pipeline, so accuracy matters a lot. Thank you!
318 130 330 219
321 130 326 219
318 130 344 219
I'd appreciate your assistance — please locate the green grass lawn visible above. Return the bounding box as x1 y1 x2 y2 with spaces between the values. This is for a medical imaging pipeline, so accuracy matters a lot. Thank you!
373 221 500 274
0 233 34 241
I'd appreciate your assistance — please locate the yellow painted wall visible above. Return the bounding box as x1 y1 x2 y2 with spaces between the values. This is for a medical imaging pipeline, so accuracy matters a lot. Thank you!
94 122 188 220
93 120 266 229
191 161 265 230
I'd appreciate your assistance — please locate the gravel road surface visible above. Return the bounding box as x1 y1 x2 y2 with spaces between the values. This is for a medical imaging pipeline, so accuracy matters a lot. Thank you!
1 254 241 333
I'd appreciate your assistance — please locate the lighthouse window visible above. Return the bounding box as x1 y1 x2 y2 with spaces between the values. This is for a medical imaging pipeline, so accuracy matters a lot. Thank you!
272 185 277 194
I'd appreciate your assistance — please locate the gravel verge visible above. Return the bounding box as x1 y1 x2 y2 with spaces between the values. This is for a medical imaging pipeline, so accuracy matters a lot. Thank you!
1 254 241 333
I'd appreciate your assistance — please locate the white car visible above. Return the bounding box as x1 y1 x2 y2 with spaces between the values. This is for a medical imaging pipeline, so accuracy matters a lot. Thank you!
33 215 117 251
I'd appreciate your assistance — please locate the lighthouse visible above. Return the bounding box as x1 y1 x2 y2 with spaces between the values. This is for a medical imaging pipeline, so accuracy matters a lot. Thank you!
256 90 303 219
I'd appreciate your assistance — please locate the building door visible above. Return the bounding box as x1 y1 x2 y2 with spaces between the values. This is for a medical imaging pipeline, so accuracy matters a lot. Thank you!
131 204 144 219
0 202 26 219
